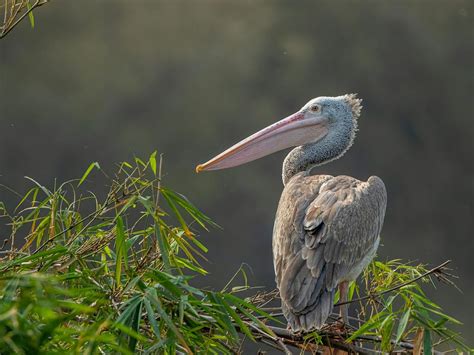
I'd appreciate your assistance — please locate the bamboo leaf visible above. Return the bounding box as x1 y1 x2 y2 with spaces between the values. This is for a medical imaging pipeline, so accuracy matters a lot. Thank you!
24 176 51 197
115 216 127 287
144 297 161 338
161 190 191 236
380 313 395 351
208 293 240 341
348 280 356 301
114 322 149 344
145 288 191 353
347 312 386 341
423 328 432 355
116 296 142 325
128 300 143 351
26 1 35 28
395 308 411 344
78 162 100 187
115 195 138 219
149 151 157 176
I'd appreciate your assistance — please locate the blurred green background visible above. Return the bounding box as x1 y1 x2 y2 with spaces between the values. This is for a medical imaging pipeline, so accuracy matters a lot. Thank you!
1 0 473 343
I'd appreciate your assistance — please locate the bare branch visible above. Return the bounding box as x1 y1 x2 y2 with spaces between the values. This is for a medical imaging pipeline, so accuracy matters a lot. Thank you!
1 0 49 39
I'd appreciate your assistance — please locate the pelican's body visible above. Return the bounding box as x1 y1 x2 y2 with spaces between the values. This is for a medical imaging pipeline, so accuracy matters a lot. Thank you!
197 94 387 331
274 172 386 330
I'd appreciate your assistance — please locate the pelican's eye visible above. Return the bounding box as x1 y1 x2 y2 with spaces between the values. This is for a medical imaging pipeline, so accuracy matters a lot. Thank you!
309 104 321 113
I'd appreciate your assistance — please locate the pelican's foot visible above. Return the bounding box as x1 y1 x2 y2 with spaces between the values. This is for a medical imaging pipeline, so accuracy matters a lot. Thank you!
286 323 307 336
326 319 350 335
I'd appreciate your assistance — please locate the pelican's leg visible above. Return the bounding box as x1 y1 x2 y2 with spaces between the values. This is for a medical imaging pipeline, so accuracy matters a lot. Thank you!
339 281 349 325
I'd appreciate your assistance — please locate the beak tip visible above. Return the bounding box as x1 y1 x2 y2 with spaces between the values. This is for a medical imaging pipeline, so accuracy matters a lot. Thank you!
195 164 204 173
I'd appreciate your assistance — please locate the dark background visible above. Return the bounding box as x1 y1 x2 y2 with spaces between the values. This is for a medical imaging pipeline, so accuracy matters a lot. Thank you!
1 0 473 344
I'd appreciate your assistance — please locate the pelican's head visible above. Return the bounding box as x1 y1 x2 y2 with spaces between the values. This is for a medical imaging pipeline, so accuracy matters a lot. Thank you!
196 94 362 173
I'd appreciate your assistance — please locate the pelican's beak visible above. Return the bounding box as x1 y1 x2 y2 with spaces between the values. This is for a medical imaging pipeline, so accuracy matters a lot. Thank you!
196 111 328 173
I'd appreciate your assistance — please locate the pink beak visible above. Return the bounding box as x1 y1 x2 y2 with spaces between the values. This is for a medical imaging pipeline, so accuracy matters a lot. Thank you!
196 111 328 173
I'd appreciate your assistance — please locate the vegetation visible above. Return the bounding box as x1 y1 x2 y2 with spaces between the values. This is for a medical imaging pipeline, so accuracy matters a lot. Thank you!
0 0 47 38
0 153 470 354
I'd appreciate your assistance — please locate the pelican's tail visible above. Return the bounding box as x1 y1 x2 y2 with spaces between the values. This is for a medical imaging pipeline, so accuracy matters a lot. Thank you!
282 288 335 332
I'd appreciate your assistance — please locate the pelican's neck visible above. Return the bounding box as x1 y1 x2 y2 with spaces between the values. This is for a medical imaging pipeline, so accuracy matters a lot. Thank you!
282 122 356 185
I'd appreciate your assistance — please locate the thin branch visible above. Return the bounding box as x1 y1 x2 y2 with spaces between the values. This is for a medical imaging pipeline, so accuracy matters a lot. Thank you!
276 338 293 355
214 338 239 355
1 0 49 39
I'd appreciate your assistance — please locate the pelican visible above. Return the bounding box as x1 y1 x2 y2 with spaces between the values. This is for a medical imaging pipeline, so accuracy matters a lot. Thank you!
196 94 387 331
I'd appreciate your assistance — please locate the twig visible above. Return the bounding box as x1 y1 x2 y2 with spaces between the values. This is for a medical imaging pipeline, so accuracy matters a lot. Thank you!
0 0 49 39
276 338 293 355
356 335 414 350
214 338 239 355
260 337 288 352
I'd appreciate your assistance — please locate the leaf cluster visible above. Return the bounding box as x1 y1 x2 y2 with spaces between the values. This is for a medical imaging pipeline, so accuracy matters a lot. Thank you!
343 260 470 353
0 153 272 354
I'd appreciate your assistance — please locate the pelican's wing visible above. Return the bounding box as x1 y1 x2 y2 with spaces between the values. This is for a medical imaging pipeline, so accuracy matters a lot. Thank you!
273 174 387 331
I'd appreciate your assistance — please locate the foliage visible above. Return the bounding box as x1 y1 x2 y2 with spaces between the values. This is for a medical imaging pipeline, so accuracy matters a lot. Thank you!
0 153 275 354
344 260 471 353
0 153 471 354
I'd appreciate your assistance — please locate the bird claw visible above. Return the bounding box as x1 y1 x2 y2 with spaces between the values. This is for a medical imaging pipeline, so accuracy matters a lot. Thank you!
286 323 306 336
326 319 350 335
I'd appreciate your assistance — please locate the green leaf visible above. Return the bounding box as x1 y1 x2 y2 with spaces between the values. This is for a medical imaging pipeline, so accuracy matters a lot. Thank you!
145 288 191 353
415 304 462 325
380 313 395 351
128 300 143 351
24 176 51 197
161 190 191 235
149 151 157 176
137 196 171 272
161 187 218 230
348 281 356 301
114 322 149 344
224 293 280 334
26 1 35 28
143 297 161 339
0 246 67 271
116 296 142 325
134 156 147 168
208 293 241 341
78 162 100 186
115 195 138 219
115 216 128 287
395 308 411 344
14 187 39 212
424 328 432 355
347 311 386 341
